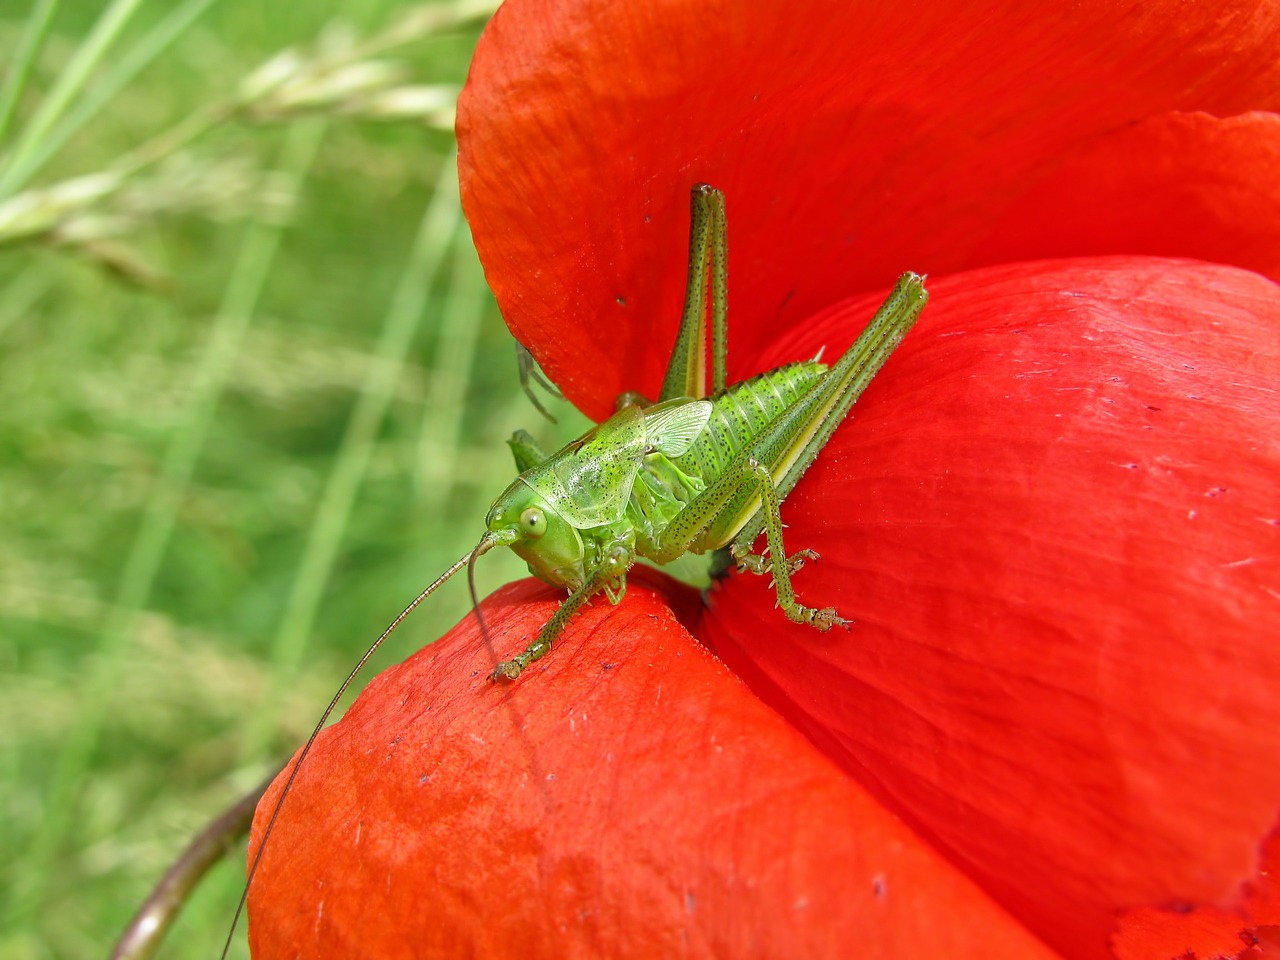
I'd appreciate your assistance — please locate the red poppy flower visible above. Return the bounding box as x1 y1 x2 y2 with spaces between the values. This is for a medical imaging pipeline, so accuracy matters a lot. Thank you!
247 2 1280 958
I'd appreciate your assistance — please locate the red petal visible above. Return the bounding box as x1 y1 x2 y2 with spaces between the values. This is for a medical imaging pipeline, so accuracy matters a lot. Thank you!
975 112 1280 282
247 572 1056 958
1112 818 1280 959
457 0 1280 420
701 258 1280 960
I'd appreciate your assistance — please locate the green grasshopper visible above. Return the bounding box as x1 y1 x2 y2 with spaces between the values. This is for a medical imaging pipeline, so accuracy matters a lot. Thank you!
225 185 926 955
303 184 925 689
481 185 926 679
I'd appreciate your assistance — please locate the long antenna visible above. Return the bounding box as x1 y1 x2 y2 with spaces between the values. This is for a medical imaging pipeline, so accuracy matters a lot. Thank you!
220 536 496 959
467 543 495 659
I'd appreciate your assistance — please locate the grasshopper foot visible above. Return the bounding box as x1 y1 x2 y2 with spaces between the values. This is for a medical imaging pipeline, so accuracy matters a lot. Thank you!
735 548 821 577
809 606 853 632
784 548 821 574
781 604 852 632
488 658 525 683
488 633 555 683
615 389 652 410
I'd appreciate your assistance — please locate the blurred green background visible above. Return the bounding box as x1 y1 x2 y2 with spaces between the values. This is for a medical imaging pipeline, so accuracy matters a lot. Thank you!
0 1 585 956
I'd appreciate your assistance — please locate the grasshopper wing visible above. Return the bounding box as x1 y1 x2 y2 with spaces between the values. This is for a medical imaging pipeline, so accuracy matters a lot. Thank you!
642 398 713 456
535 405 650 527
528 400 712 529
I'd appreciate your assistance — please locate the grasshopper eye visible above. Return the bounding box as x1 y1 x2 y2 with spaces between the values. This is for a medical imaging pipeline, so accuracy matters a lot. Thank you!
519 507 547 539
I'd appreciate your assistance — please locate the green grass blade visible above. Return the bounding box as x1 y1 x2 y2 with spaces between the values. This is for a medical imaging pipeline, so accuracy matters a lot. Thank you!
5 0 220 192
415 220 488 509
0 0 61 146
2 117 327 934
244 152 465 755
0 0 144 200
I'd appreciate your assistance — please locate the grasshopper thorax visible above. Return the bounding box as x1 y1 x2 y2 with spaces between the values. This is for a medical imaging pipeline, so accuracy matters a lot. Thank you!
486 478 586 591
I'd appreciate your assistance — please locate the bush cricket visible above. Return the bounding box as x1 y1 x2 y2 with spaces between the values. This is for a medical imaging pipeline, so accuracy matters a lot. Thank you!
220 183 927 957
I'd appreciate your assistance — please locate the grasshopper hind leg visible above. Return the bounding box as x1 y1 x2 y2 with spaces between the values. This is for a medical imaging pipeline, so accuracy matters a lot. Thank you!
729 459 852 632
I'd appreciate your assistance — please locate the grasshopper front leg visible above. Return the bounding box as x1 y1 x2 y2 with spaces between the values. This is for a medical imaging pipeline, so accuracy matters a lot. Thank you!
490 530 636 682
488 575 604 681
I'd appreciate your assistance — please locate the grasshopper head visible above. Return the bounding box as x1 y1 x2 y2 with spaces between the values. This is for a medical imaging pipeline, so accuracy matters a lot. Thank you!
485 478 586 591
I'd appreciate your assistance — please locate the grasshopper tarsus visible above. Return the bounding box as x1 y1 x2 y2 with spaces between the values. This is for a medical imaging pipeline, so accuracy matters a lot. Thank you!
488 661 523 683
805 607 853 632
734 547 821 577
516 341 563 422
489 646 537 683
787 548 821 574
490 611 567 681
615 390 651 411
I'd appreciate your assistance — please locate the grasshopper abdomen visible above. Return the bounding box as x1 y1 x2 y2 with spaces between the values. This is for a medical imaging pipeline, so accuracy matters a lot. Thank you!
679 361 828 480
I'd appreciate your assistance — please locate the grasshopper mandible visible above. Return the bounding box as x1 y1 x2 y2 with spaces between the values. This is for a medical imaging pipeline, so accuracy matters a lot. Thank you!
226 184 926 954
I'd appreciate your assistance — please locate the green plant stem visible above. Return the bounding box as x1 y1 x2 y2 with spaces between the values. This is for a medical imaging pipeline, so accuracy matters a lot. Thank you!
415 221 487 508
243 153 464 755
1 117 327 933
108 770 277 960
4 0 220 194
0 0 61 147
111 100 238 181
0 0 145 201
